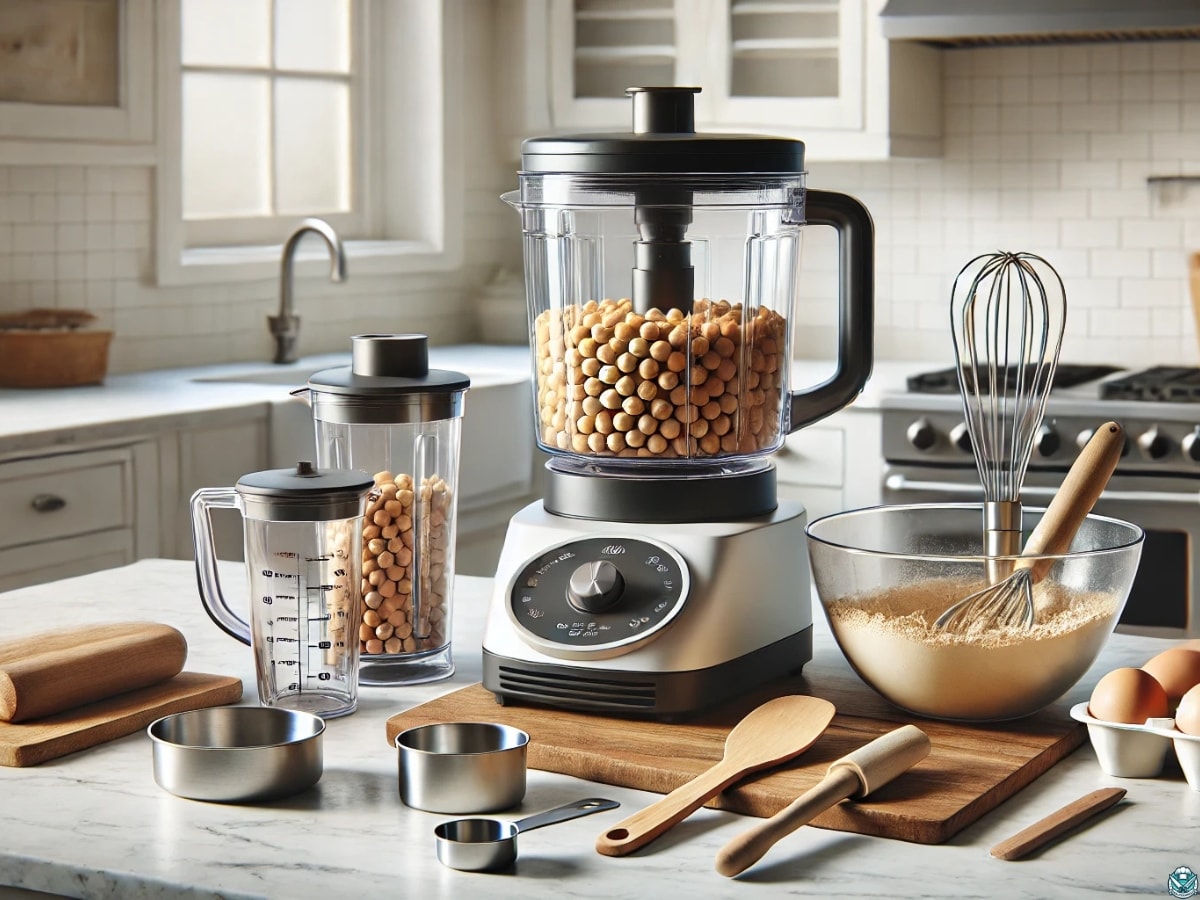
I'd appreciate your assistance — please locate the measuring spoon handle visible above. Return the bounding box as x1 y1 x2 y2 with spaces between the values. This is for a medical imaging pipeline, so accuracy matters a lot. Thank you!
513 798 619 834
595 759 743 857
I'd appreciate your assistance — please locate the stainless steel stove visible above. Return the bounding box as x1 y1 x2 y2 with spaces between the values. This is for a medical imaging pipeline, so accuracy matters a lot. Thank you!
882 364 1200 637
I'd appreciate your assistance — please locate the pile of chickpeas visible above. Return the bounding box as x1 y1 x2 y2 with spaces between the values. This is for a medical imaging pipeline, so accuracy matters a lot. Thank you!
534 298 786 458
357 470 452 656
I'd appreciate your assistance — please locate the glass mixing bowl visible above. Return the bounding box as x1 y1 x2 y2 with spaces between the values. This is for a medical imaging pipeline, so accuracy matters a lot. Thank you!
806 503 1144 722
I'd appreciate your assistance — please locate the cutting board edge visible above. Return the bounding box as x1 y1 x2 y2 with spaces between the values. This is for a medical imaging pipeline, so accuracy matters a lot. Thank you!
0 673 243 768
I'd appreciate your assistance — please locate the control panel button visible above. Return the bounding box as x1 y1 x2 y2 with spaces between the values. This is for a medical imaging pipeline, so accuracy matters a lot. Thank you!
567 560 625 613
1034 424 1060 458
906 417 937 451
949 423 972 454
1138 425 1171 460
1183 427 1200 462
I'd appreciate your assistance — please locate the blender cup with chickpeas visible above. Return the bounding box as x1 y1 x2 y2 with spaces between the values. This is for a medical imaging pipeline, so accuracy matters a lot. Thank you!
301 334 468 686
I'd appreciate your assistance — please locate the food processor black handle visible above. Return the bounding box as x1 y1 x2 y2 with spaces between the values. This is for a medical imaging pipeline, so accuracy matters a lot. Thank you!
789 189 875 432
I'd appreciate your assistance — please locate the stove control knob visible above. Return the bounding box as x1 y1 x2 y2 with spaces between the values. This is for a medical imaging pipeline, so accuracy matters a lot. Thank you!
1138 426 1171 460
949 423 973 454
906 418 937 451
1078 428 1130 457
1034 424 1061 457
1183 427 1200 462
566 560 625 614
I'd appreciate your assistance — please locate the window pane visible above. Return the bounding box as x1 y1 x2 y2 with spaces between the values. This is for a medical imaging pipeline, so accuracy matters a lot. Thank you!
274 78 350 215
182 0 270 67
274 0 351 73
183 73 272 219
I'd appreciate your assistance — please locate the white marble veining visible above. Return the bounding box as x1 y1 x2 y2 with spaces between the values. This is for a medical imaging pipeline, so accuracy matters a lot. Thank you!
1 559 1198 899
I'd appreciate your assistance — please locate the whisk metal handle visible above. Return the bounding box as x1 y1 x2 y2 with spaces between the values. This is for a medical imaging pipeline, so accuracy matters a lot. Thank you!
1017 422 1124 584
789 189 874 431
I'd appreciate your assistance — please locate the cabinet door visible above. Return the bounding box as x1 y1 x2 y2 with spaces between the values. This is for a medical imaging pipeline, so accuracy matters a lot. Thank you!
700 0 865 132
515 0 940 161
177 419 270 562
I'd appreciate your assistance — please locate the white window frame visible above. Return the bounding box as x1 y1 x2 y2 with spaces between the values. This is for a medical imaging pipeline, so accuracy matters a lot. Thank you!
0 0 154 164
180 5 366 248
155 0 464 287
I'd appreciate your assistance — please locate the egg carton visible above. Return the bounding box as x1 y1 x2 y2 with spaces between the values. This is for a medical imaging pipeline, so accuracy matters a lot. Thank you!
1070 702 1200 790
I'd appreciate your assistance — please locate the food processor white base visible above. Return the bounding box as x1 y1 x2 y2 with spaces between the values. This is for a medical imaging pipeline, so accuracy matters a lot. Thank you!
482 500 813 718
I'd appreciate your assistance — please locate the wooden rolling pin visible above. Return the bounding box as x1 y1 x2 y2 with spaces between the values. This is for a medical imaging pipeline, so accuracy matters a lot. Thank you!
715 725 931 877
0 622 188 722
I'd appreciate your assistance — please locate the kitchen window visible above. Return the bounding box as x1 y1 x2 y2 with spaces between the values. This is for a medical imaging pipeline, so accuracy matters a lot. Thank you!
179 0 360 248
155 0 464 286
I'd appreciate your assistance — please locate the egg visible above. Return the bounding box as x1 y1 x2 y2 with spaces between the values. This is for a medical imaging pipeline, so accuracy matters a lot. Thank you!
1176 639 1200 654
1088 667 1170 724
1176 683 1200 737
1142 648 1200 703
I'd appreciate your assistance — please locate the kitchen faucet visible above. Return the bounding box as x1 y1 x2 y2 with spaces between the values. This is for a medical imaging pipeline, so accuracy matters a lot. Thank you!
269 218 347 364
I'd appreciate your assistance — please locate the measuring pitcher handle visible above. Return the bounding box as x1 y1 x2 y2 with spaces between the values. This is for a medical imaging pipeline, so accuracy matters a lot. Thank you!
788 189 875 432
190 487 252 646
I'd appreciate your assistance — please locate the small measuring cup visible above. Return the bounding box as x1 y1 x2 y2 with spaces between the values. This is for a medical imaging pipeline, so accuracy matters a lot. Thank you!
434 798 619 871
191 461 374 719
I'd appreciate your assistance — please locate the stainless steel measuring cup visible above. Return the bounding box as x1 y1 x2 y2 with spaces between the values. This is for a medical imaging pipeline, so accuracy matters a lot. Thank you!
434 798 619 871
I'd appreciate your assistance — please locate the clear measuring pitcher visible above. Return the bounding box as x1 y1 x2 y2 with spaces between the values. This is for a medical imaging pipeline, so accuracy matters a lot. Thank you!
191 461 374 719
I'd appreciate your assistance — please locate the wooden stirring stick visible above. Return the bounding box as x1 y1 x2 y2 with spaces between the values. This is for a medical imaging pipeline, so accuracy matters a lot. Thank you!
989 788 1126 861
715 725 931 877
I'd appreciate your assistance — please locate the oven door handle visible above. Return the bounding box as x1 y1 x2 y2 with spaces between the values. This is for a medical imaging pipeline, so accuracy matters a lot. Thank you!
884 475 1200 506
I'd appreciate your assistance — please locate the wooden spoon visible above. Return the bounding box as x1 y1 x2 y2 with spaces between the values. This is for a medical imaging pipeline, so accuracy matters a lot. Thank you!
594 695 836 857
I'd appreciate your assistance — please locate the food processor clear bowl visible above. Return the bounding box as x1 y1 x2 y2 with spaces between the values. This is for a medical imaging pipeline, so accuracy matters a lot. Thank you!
504 86 874 473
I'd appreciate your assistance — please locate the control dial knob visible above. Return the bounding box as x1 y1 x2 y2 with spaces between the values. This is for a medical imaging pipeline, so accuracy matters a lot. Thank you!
906 417 937 451
1078 428 1130 457
949 423 973 454
1183 427 1200 462
1034 424 1061 457
1138 425 1171 460
566 560 625 613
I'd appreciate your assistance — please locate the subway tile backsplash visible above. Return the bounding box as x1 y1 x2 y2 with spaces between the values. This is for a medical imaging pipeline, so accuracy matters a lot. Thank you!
799 41 1200 367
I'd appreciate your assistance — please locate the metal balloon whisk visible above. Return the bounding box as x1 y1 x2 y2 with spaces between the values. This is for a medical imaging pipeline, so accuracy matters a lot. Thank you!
950 251 1066 584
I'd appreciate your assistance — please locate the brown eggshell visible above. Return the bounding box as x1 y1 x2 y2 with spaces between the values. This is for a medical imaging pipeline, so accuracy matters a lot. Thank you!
1088 667 1171 724
1142 648 1200 703
1176 639 1200 653
1176 683 1200 737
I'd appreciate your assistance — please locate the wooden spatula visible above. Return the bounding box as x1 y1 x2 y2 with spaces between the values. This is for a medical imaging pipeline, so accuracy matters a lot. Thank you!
594 694 836 857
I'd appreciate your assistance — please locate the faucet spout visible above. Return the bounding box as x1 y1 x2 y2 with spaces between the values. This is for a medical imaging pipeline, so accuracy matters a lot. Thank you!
269 217 347 364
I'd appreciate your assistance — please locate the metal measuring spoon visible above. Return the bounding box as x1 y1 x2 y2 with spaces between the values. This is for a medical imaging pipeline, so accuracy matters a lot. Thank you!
435 798 619 871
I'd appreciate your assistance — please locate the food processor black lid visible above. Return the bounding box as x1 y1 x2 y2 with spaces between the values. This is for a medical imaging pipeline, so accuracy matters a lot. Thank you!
520 87 806 175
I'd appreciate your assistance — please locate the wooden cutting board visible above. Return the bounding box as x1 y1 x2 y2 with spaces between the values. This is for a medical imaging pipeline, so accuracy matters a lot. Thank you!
0 672 243 767
385 666 1085 845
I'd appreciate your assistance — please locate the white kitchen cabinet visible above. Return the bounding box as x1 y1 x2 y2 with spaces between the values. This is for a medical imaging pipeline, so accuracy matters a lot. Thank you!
497 0 941 161
774 405 882 524
166 415 272 564
0 442 159 592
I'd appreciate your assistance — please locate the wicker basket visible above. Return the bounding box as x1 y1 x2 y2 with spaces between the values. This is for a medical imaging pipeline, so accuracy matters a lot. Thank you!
0 329 114 388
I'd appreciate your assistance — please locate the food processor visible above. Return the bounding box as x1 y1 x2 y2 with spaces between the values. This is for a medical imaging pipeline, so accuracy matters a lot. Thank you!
483 86 874 717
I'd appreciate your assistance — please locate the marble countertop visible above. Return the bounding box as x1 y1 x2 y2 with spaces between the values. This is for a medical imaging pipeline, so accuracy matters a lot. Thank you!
0 559 1197 899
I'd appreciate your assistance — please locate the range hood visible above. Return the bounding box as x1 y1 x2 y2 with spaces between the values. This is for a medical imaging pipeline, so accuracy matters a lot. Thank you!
880 0 1200 46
